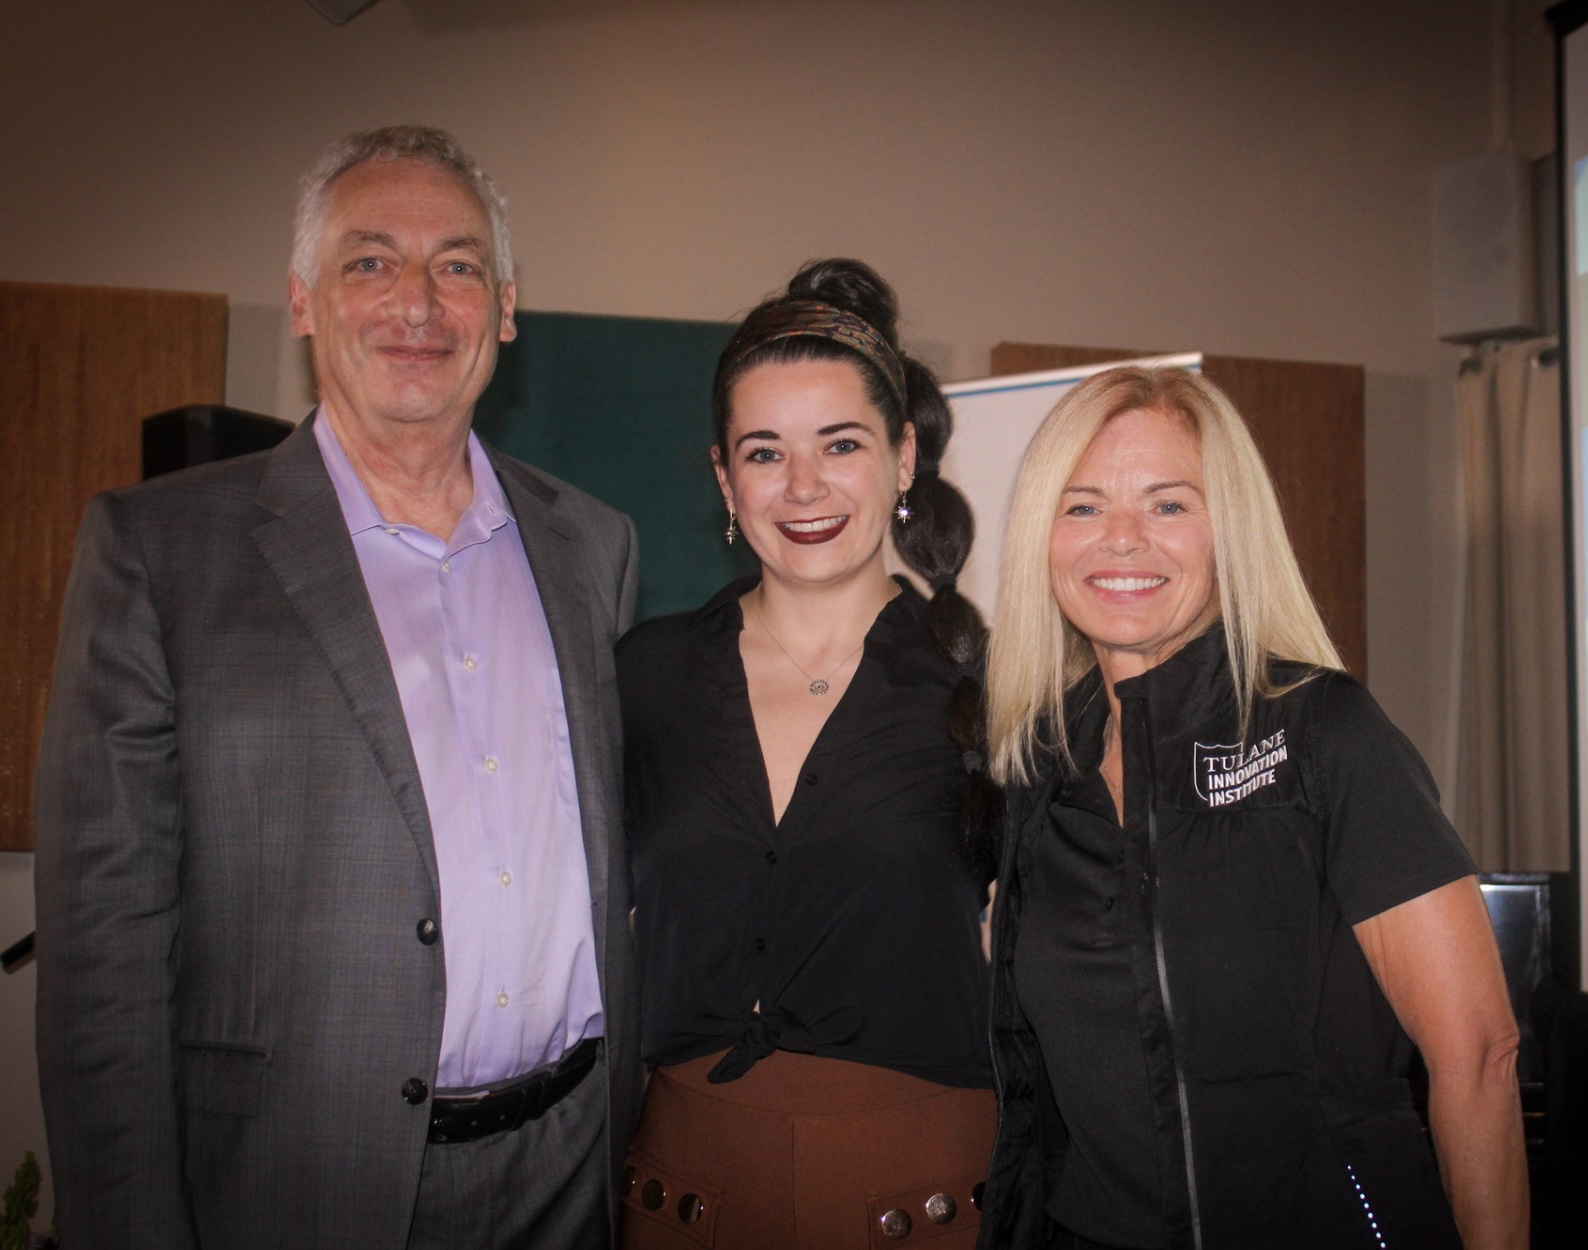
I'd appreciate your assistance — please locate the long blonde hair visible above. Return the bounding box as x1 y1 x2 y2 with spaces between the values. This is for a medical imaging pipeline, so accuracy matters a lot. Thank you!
985 366 1341 785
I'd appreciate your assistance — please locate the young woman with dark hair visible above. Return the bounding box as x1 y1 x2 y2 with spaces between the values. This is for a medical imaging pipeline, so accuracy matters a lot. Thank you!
616 259 997 1249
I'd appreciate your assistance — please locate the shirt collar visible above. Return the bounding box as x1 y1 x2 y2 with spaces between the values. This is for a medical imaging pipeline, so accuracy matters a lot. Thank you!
312 406 515 546
687 574 927 632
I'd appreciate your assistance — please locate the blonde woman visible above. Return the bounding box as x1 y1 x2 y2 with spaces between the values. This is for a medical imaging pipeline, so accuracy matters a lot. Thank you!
977 367 1526 1250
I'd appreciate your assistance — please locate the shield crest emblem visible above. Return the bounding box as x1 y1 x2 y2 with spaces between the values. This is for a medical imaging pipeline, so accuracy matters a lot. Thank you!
1193 741 1244 804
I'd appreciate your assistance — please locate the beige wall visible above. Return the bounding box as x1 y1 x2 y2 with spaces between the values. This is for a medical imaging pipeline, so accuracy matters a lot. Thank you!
0 0 1531 1226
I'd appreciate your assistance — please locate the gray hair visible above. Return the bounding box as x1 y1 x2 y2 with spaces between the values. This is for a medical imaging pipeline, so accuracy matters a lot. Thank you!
290 124 513 286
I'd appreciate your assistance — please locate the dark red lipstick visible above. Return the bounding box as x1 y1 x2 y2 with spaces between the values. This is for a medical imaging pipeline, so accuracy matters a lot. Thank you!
775 516 850 544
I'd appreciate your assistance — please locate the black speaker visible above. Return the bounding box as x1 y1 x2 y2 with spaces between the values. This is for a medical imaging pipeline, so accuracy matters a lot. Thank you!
142 405 294 480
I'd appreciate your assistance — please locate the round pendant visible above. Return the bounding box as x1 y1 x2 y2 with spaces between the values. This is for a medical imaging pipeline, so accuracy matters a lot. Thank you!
808 678 830 696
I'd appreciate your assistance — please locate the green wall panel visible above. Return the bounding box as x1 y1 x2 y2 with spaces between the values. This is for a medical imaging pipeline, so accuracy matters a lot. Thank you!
474 309 756 622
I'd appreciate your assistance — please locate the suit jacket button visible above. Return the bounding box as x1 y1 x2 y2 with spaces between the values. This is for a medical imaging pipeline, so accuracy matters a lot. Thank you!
880 1208 912 1238
416 918 439 945
401 1077 429 1105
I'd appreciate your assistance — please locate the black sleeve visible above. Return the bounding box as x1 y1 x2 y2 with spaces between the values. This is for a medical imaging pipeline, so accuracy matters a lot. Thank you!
1304 673 1477 926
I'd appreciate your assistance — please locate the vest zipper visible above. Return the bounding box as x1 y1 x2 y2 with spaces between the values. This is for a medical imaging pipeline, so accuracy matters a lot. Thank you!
1141 698 1204 1250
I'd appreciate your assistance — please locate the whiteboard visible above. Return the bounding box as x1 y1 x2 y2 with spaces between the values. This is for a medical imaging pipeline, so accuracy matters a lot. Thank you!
938 352 1203 614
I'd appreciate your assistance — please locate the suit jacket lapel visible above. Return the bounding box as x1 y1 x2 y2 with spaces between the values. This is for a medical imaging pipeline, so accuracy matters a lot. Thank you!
249 418 440 896
490 453 613 957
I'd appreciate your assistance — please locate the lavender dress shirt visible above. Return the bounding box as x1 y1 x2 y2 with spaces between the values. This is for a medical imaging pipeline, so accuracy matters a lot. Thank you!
315 413 603 1089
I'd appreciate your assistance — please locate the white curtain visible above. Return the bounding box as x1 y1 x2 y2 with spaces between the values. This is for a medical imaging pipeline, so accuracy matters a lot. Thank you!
1455 337 1570 872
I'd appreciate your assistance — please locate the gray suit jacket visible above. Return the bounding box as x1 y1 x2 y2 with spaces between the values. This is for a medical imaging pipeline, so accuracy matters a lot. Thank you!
33 417 643 1248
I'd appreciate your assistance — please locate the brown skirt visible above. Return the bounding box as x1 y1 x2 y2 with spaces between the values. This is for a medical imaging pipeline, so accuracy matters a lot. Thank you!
618 1050 997 1250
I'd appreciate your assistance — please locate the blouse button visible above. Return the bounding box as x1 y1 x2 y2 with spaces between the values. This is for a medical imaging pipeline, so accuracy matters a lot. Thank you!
802 771 818 786
764 850 778 865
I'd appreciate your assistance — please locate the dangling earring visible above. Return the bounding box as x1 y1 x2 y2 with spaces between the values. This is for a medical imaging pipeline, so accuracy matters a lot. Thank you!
724 503 738 546
894 490 911 524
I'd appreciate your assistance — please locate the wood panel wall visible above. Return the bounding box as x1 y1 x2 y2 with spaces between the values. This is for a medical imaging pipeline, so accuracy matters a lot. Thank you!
0 281 227 852
989 343 1367 680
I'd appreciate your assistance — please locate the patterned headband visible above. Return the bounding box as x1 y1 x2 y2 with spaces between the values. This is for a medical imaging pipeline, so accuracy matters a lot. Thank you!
725 300 907 409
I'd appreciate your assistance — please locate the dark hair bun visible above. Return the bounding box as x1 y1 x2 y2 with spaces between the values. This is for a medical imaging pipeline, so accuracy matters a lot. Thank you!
786 258 900 344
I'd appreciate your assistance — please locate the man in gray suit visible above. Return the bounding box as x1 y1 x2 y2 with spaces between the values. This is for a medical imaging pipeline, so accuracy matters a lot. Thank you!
34 126 641 1248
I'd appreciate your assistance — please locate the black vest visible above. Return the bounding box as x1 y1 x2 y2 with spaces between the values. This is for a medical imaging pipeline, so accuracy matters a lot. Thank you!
978 628 1472 1250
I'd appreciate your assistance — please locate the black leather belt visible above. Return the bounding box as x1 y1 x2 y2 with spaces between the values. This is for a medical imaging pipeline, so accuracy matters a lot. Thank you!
428 1038 600 1144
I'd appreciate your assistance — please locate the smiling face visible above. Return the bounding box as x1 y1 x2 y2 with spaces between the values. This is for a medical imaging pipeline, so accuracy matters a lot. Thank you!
714 358 914 592
1048 406 1218 682
288 157 516 439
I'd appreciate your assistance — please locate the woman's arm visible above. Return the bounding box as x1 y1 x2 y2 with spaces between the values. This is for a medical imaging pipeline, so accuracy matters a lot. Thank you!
1352 875 1527 1250
981 880 998 962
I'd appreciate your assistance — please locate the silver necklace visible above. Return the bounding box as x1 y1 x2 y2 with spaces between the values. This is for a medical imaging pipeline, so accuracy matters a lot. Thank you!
756 616 865 696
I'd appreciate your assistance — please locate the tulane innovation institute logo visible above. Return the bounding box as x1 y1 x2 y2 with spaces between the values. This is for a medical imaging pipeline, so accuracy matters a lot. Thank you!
1193 730 1289 807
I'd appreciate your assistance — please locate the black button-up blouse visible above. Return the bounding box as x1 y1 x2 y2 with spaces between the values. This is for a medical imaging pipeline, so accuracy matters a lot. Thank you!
616 577 993 1088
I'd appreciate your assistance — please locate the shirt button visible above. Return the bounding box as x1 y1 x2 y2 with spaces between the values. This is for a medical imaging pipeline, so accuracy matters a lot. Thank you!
803 772 818 786
484 756 498 773
464 656 477 670
384 526 399 536
496 992 509 1008
441 559 452 572
499 869 512 886
416 918 439 945
765 850 778 865
753 937 766 953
